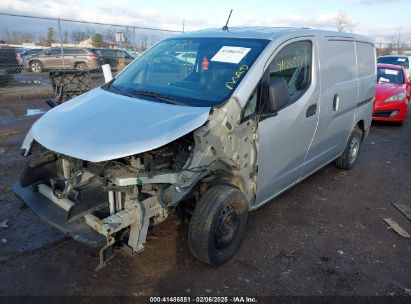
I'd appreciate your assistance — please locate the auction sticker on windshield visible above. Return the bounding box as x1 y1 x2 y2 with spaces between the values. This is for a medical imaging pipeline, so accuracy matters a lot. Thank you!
385 69 399 75
211 46 251 64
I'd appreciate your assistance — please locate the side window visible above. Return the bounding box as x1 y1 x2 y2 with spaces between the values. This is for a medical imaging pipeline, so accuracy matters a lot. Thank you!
63 49 75 55
268 40 312 104
76 49 87 55
49 49 61 55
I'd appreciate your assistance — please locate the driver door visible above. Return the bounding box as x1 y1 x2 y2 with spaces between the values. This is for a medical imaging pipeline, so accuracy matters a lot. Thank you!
255 38 320 207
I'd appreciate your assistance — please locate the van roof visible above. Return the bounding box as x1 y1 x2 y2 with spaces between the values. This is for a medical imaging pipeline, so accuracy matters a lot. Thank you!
175 26 373 43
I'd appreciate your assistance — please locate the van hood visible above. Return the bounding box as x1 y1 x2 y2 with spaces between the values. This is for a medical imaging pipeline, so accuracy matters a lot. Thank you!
30 87 210 162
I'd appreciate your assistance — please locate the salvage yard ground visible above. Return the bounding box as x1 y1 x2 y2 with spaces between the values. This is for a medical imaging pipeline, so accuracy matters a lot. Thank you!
0 98 410 296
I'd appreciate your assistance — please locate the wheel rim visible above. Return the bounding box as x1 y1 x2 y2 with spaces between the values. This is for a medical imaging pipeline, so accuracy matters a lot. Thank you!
75 64 86 70
214 205 240 250
31 62 41 72
348 135 360 165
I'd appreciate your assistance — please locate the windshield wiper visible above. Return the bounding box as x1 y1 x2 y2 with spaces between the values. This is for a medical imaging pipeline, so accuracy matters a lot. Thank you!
107 84 135 97
130 90 184 105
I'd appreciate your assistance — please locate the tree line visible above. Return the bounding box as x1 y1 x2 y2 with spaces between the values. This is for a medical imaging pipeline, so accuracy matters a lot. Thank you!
1 26 162 51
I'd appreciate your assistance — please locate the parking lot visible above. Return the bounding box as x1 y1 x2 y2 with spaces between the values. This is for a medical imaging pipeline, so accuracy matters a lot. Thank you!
0 71 106 102
0 98 410 297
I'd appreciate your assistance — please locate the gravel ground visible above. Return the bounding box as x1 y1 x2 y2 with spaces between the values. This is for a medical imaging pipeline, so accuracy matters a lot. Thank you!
0 99 410 297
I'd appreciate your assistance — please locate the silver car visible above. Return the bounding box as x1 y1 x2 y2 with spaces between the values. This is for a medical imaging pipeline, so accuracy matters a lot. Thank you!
14 27 376 268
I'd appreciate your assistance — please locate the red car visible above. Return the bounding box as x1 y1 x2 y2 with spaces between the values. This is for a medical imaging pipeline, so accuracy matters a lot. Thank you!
373 63 410 123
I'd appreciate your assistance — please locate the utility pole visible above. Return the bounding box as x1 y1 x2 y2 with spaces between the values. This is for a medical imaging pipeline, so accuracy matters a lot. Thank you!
57 19 65 69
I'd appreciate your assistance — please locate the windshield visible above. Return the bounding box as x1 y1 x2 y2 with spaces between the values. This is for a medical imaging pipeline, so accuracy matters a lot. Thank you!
377 57 409 69
377 67 404 84
104 37 270 107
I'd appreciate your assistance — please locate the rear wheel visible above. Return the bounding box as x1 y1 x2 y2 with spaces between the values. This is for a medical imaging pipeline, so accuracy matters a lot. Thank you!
30 60 43 73
336 127 363 170
74 62 87 71
188 185 248 266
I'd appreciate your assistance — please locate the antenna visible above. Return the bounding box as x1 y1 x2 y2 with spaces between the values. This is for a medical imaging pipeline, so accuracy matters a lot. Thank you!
222 9 233 31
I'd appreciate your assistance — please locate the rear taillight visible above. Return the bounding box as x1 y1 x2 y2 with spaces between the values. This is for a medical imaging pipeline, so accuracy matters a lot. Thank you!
87 54 99 59
15 53 21 62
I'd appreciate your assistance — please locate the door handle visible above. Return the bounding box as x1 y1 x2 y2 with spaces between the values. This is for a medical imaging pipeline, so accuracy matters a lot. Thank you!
333 94 340 111
306 104 317 118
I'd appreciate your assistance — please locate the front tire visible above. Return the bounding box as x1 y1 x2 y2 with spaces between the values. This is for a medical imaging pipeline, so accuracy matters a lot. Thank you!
188 185 248 266
336 127 363 170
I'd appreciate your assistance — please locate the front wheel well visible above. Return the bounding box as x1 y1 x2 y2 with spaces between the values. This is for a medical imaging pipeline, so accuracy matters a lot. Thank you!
74 61 88 68
356 120 366 140
357 120 365 132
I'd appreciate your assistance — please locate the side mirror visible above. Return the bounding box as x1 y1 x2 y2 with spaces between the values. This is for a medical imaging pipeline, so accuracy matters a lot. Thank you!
268 78 289 112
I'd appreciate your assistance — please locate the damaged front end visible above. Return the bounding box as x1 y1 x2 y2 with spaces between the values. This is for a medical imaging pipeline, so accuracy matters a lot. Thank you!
15 134 195 268
14 96 258 269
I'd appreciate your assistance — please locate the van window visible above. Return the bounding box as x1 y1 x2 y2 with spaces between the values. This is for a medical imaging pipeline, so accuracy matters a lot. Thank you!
357 42 375 78
268 40 312 104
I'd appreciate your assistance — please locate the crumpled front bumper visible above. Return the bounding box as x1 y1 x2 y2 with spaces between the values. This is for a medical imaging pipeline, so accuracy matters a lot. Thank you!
13 183 106 247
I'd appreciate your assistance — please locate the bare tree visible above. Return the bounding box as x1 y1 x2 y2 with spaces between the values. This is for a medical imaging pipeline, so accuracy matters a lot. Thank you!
86 28 96 39
140 34 148 51
104 29 116 44
335 12 357 33
0 29 35 44
44 27 55 46
389 28 407 55
71 31 88 43
63 30 69 43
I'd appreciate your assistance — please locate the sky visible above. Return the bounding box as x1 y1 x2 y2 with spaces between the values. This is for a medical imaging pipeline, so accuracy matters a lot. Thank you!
0 0 410 43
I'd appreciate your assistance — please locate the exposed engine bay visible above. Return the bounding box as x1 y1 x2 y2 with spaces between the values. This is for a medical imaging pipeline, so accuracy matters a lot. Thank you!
16 99 258 269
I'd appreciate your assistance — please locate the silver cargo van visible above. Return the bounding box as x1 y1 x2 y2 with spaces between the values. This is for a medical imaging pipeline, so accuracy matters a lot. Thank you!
14 27 376 267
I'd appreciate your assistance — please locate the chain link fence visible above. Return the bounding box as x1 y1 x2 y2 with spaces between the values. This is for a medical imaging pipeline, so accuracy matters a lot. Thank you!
0 13 181 101
1 14 411 101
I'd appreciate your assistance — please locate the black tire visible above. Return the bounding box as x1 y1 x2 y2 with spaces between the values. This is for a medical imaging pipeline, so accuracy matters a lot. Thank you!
30 60 43 73
74 62 87 71
335 127 363 170
188 185 248 266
